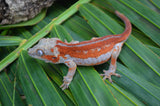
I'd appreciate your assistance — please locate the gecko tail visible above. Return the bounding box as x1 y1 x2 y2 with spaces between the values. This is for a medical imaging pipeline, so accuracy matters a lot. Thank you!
115 11 132 42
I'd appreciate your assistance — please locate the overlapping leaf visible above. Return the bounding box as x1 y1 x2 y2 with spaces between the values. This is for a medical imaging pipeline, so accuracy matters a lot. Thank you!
0 72 24 106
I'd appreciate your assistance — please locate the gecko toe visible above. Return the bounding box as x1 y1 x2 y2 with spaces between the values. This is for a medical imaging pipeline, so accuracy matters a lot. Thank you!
100 74 105 76
102 76 107 80
113 73 121 77
101 70 120 83
60 83 69 90
108 77 113 83
60 76 71 90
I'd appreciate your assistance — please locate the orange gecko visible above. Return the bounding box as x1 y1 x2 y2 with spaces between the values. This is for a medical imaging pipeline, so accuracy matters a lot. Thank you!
28 11 132 90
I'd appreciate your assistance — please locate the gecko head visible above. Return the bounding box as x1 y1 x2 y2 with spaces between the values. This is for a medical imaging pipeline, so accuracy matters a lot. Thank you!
28 38 60 63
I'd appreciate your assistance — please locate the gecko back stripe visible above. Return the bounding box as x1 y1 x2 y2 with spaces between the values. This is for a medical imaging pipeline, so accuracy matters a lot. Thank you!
55 11 131 49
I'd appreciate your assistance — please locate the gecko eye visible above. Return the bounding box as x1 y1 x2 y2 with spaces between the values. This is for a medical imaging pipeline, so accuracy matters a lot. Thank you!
36 49 44 56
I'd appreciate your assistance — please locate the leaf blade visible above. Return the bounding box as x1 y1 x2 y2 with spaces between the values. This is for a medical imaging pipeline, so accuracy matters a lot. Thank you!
18 50 65 105
0 36 23 47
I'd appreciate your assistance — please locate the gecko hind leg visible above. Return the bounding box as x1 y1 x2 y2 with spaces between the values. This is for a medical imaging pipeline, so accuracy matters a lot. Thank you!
100 43 123 82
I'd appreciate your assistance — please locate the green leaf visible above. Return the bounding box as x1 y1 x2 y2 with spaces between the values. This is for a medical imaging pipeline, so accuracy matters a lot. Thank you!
63 15 97 41
120 0 160 28
147 45 160 56
117 63 160 105
41 63 76 106
151 0 160 9
17 50 65 105
107 83 144 106
50 25 73 42
0 72 24 106
0 36 23 47
137 0 160 11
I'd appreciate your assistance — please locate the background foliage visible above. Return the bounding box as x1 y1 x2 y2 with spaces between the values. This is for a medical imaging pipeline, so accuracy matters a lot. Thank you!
0 0 160 105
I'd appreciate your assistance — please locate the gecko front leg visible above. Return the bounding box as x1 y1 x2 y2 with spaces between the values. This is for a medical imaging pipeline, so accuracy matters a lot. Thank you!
101 43 123 82
60 60 77 90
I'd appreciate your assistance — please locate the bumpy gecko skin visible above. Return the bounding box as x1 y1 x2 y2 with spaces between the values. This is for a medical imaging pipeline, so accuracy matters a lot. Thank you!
28 11 132 90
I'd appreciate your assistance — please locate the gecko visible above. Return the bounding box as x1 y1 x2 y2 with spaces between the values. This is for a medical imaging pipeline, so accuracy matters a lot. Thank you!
28 11 132 90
